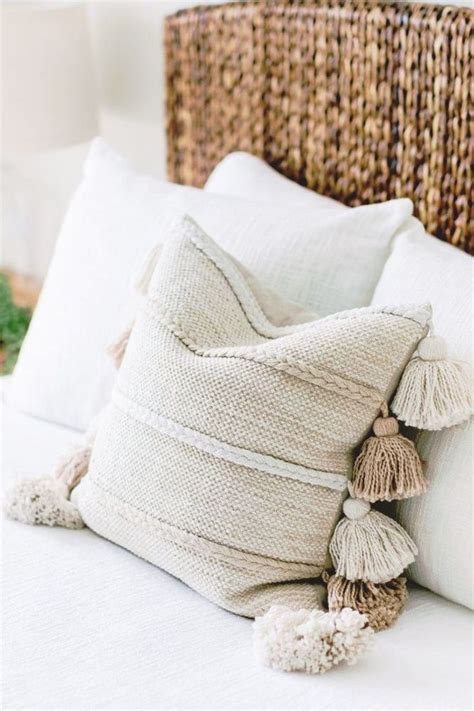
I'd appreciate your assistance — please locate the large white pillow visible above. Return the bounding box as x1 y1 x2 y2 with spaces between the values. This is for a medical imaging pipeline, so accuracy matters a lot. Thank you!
205 151 345 210
371 231 473 609
11 140 414 431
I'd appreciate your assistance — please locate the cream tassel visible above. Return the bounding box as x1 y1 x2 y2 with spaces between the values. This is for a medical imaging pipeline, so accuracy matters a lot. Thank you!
349 405 426 502
107 324 133 369
323 571 407 631
4 412 101 528
253 604 374 674
135 244 162 296
392 335 472 430
329 498 417 583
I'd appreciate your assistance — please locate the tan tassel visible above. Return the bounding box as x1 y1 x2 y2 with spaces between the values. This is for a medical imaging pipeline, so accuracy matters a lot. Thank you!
349 404 426 502
323 571 407 631
329 498 417 584
107 324 133 369
392 335 472 430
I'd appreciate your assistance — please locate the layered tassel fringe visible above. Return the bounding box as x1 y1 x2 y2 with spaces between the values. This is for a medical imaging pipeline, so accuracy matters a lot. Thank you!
253 605 374 674
323 572 407 631
349 412 426 502
329 498 417 583
392 335 472 430
326 395 425 630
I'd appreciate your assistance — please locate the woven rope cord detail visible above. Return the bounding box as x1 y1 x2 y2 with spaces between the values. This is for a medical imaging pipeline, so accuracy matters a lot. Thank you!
113 391 348 492
84 478 324 576
143 302 385 409
185 218 309 339
145 218 429 410
182 218 431 332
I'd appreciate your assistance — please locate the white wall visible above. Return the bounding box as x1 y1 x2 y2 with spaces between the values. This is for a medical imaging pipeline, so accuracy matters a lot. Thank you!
1 1 231 280
1 0 471 280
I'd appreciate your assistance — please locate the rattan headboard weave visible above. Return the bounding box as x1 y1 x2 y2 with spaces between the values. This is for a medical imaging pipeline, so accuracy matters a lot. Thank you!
166 1 473 253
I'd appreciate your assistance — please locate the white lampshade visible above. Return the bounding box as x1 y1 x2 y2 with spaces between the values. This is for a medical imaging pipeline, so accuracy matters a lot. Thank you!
2 1 98 155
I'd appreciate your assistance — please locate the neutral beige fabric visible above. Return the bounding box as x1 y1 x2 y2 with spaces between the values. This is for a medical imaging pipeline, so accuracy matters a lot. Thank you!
76 217 428 618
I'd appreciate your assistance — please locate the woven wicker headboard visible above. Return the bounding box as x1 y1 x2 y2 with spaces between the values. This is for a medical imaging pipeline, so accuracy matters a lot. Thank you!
165 1 473 253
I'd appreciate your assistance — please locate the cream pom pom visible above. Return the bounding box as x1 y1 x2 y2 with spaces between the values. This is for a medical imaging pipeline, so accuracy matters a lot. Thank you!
4 477 84 529
253 605 374 674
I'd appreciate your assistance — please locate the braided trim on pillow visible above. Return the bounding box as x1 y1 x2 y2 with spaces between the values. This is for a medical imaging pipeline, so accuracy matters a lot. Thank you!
143 302 384 409
113 391 348 491
82 478 324 576
155 217 431 337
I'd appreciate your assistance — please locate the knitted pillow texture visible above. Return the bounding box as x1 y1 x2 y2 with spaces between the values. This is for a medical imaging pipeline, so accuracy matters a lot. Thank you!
73 217 429 619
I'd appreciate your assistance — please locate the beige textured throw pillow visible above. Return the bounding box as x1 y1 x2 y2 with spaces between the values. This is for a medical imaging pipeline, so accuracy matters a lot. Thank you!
74 217 429 619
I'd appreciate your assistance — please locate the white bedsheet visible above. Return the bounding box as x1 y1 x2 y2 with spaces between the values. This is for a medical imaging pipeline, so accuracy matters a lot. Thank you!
2 379 473 710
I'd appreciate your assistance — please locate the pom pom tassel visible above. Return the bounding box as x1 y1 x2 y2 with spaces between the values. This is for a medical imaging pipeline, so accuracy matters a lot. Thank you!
349 405 426 502
329 498 417 583
392 335 472 430
323 571 407 631
253 605 374 674
3 412 101 529
3 478 84 529
107 324 133 369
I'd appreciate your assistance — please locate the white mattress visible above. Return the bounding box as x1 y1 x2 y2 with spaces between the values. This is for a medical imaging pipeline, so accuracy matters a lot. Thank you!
2 379 473 710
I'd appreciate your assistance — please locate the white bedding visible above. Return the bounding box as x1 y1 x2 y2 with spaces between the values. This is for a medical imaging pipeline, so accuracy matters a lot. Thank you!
2 379 473 710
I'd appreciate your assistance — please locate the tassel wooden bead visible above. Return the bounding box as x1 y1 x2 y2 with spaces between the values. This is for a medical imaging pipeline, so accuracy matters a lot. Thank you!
392 334 472 430
373 416 399 437
329 502 417 583
418 335 447 361
349 415 426 503
342 498 371 520
324 573 407 631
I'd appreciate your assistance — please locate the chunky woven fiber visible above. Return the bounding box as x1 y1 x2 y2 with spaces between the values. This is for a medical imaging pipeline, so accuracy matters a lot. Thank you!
166 1 473 253
76 216 428 618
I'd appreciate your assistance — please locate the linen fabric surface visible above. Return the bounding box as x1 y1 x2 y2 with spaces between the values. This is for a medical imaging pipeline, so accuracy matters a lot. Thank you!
3 378 472 711
371 231 473 609
75 216 429 618
10 139 415 432
204 151 345 210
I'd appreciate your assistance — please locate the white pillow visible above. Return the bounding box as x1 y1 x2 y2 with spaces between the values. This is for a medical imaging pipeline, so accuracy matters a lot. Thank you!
205 151 345 210
371 231 473 609
11 140 414 431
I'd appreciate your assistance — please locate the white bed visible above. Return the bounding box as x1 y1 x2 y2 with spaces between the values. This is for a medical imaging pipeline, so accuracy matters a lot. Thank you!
2 379 472 710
